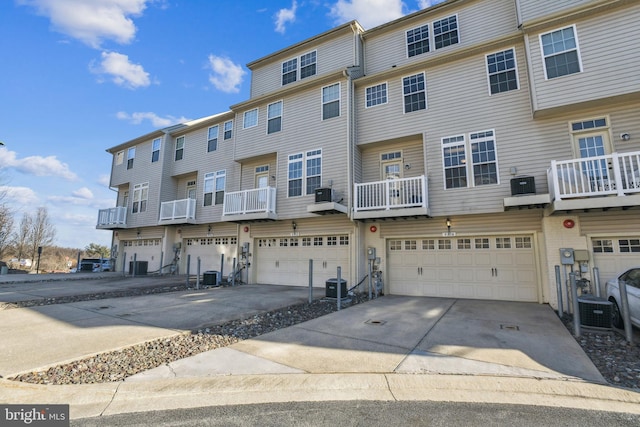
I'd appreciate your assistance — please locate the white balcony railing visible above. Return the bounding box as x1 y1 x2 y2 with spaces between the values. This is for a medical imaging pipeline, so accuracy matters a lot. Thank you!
96 206 127 227
223 187 276 216
548 151 640 201
159 198 196 222
354 176 428 212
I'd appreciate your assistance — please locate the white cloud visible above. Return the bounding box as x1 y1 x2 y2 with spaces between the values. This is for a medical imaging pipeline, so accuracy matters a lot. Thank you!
98 174 111 187
0 148 77 180
91 51 151 89
116 111 191 128
417 0 445 9
72 187 94 199
329 0 407 28
18 0 148 48
207 55 246 94
275 0 297 34
0 186 39 206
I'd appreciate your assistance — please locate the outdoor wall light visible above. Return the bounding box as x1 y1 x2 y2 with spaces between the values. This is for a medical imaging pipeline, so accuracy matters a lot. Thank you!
620 133 631 141
207 225 212 236
292 221 297 231
404 163 411 170
446 218 451 233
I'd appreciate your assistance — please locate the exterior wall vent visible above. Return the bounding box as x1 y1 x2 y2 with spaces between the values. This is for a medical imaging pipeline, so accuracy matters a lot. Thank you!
510 176 536 196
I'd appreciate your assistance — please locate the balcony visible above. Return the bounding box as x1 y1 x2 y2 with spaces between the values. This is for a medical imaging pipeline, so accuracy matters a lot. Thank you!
354 176 429 220
158 198 197 225
547 151 640 211
96 207 127 229
223 187 277 221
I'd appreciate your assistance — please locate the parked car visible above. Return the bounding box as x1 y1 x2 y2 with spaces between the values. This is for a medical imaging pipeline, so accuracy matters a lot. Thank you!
606 267 640 329
101 259 111 271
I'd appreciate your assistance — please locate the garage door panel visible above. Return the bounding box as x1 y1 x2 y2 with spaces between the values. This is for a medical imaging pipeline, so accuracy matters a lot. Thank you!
388 235 538 302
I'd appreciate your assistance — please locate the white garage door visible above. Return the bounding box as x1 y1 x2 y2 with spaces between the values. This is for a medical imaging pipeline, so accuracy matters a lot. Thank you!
388 235 538 302
122 239 162 273
256 235 350 287
184 236 238 276
592 237 640 285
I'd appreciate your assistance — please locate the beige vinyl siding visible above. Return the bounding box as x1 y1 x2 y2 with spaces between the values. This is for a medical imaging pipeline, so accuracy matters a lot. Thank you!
526 4 640 113
240 157 277 191
180 223 237 239
359 138 424 183
579 211 640 236
364 0 517 76
235 81 350 219
250 31 359 99
517 0 595 24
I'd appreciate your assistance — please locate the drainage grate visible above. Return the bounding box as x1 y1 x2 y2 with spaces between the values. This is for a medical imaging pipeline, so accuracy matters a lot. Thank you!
500 324 520 331
365 319 387 326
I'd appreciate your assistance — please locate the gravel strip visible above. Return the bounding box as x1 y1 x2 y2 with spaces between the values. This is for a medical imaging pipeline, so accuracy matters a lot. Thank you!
6 286 639 391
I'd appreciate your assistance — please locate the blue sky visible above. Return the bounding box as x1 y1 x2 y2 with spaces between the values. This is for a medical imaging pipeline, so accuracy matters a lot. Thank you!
0 0 443 249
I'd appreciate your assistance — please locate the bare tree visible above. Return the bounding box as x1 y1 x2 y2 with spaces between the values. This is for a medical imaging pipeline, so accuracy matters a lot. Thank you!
0 205 13 259
13 213 32 263
27 207 56 270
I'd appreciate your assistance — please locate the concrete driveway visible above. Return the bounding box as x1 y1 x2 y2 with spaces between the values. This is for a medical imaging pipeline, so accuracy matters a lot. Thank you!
0 274 603 384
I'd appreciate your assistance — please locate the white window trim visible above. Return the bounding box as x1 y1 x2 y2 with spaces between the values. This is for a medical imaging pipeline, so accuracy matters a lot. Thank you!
127 147 136 169
539 24 583 80
243 108 259 129
115 150 124 166
402 72 427 114
281 50 317 87
203 170 226 206
433 13 460 49
266 100 283 135
207 125 219 152
321 82 341 121
365 82 388 108
132 182 149 213
441 130 500 189
223 120 233 140
485 47 520 96
151 138 161 162
175 136 185 161
406 24 430 58
287 149 322 197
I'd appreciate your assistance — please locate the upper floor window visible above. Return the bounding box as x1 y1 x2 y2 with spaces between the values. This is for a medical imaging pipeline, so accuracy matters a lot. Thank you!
403 73 426 113
115 150 124 166
486 48 518 94
540 25 581 79
132 182 148 213
282 51 317 86
288 149 322 197
434 15 458 49
407 24 429 57
267 101 283 134
127 147 135 169
175 136 184 161
442 130 499 189
151 138 161 162
223 120 233 140
322 83 340 120
243 109 258 129
203 170 226 206
207 125 218 152
366 83 387 108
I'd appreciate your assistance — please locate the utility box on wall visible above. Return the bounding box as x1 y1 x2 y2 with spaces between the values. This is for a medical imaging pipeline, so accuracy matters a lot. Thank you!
578 295 612 329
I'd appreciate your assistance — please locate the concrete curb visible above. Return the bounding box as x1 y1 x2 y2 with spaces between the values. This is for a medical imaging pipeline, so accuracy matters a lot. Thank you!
2 374 639 420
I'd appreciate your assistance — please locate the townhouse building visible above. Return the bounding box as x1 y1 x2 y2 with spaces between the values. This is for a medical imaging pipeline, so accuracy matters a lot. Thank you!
98 0 640 309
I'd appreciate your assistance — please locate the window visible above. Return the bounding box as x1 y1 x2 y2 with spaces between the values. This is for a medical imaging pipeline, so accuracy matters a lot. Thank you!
243 109 258 129
132 183 148 213
496 237 511 249
619 239 640 253
403 73 426 113
470 130 498 186
442 130 499 189
487 48 518 94
203 170 226 206
115 150 124 166
571 118 607 132
306 149 322 195
127 147 135 169
151 138 161 162
540 25 581 79
592 239 613 253
282 58 297 85
434 15 458 49
267 101 282 134
442 135 466 188
322 83 340 120
288 149 322 197
207 126 218 152
175 136 184 161
407 24 429 57
224 120 233 139
282 51 317 86
366 83 387 108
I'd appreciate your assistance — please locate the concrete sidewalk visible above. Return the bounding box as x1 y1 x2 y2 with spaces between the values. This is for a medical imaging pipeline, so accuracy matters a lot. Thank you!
1 275 639 420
